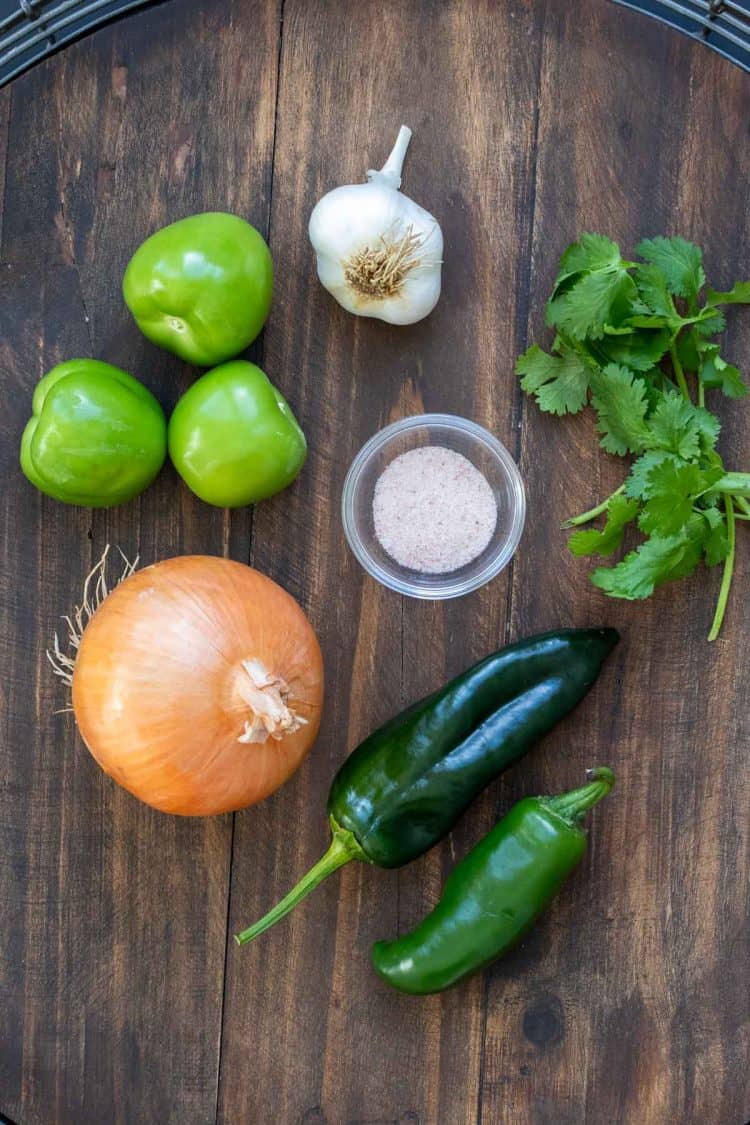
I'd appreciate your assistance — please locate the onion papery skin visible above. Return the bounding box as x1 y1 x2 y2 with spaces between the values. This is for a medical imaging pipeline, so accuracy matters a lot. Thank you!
72 556 324 815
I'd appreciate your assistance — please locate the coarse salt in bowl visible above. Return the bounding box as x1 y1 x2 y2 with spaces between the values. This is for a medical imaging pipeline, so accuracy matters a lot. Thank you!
342 414 526 599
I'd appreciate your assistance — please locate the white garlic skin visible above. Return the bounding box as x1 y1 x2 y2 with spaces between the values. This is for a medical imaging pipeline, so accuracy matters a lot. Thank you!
308 127 443 326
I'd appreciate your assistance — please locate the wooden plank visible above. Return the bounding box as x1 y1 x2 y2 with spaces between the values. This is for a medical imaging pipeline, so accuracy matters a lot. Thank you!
0 0 280 1121
2 1 748 1122
218 2 546 1123
479 3 750 1124
0 88 10 251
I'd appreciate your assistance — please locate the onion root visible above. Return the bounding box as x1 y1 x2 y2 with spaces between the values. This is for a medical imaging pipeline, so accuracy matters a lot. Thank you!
46 545 138 697
236 658 310 745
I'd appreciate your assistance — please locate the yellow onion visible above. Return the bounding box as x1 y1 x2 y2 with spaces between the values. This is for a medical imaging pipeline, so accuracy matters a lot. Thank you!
59 554 323 815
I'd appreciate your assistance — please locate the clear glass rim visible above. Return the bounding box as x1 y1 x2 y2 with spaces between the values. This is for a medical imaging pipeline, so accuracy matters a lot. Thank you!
341 413 526 600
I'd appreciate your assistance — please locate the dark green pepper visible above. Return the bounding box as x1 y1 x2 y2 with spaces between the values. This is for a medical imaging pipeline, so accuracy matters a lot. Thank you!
235 629 618 946
372 767 615 994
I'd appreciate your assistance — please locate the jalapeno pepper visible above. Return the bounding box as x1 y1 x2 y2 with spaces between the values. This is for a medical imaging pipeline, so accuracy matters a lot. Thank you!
235 629 618 946
372 767 615 994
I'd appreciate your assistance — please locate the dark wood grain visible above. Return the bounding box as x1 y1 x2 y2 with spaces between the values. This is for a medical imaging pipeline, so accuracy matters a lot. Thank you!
217 1 544 1117
0 2 280 1122
0 89 9 250
482 7 750 1125
1 1 749 1123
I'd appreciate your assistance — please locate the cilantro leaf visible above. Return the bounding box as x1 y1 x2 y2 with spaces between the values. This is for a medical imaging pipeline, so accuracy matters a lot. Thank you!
645 391 719 459
695 309 726 336
590 515 705 599
692 412 721 457
702 507 729 566
516 343 590 415
641 373 669 413
634 263 677 318
516 231 750 638
698 344 747 399
625 451 683 499
636 237 705 303
547 269 637 341
568 495 640 558
589 364 650 455
637 461 717 536
706 281 750 306
554 234 622 291
646 392 696 456
625 314 674 328
676 327 700 372
597 327 671 372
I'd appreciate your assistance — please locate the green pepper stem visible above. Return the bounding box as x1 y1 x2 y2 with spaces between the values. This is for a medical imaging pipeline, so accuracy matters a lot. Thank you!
235 818 365 947
546 767 615 825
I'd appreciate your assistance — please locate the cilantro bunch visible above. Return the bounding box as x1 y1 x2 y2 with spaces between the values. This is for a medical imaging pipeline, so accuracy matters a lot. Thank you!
516 234 750 640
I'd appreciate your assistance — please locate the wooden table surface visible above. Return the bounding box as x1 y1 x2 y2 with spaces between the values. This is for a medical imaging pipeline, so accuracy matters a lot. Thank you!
1 2 749 1122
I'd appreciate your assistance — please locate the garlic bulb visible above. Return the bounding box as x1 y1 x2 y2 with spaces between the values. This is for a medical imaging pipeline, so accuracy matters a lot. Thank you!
309 126 443 325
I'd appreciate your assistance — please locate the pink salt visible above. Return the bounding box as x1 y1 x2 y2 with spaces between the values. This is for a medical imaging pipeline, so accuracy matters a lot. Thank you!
373 446 498 574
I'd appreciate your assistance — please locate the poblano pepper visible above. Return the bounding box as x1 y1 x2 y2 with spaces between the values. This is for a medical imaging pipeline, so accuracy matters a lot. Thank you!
236 628 618 946
372 767 615 994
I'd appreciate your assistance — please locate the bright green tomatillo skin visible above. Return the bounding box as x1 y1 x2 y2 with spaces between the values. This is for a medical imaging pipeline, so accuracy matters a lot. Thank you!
371 768 615 994
123 212 273 366
168 360 307 507
20 359 167 507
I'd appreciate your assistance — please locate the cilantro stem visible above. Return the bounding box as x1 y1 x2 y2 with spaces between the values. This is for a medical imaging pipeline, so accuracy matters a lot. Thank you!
713 473 750 498
698 381 705 409
564 485 625 528
669 342 691 402
736 496 750 518
708 495 735 642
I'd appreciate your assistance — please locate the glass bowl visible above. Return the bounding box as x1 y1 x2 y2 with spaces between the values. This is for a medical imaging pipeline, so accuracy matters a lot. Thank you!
341 414 526 599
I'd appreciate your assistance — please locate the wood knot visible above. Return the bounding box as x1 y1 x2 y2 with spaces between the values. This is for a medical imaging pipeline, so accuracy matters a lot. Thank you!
522 993 564 1050
111 66 128 101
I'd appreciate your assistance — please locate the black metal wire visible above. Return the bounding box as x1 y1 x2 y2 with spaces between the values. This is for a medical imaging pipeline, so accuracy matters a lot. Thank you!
3 0 120 56
2 0 749 88
0 0 161 86
612 0 750 70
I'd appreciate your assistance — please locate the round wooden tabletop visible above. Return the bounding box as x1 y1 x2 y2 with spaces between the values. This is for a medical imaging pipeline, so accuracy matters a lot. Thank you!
1 2 748 1122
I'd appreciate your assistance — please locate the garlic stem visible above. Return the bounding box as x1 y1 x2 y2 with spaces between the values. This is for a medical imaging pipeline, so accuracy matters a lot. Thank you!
309 123 442 324
368 125 412 190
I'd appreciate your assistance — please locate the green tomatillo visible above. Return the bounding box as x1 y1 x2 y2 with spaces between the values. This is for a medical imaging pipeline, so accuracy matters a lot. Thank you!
168 360 307 507
123 212 273 366
20 359 167 507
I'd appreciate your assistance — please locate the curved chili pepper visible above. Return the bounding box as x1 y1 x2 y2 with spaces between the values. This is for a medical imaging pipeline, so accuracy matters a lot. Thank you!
235 630 618 947
372 767 615 994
